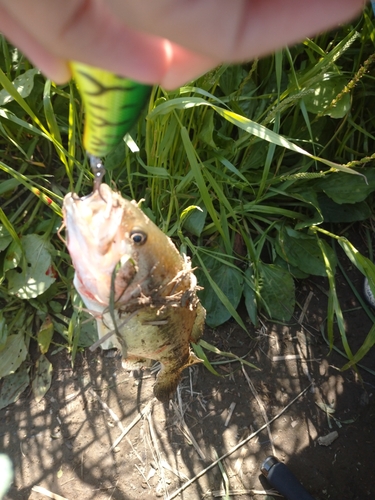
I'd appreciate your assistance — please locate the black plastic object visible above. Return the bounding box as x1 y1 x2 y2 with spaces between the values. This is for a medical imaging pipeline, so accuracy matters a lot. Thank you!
260 456 316 500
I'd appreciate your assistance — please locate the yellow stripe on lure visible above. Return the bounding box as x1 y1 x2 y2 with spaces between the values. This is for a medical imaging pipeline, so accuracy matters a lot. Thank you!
70 61 151 158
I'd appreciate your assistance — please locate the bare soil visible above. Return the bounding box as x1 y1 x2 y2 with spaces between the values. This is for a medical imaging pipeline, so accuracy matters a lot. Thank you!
1 248 375 500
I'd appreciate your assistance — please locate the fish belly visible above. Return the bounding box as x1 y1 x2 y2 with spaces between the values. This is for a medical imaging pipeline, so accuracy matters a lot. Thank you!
100 304 202 401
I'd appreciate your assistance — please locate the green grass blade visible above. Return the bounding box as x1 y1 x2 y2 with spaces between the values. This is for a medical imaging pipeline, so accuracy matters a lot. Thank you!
0 208 22 250
314 231 355 364
199 339 259 370
192 342 221 377
43 79 67 168
180 127 225 240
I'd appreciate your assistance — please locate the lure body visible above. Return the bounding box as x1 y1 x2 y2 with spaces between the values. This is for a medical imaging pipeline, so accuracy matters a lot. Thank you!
70 62 151 158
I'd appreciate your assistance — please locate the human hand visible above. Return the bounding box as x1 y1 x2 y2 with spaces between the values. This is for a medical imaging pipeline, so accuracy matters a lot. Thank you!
0 0 365 89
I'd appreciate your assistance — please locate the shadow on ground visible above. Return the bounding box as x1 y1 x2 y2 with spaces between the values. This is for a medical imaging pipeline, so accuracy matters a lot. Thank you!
1 268 375 500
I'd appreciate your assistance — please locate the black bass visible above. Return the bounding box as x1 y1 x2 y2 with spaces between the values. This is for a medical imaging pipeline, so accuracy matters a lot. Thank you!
63 184 205 401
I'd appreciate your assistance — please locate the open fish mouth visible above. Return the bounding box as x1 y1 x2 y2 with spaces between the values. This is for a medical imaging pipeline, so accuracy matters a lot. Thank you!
62 184 134 307
64 184 122 253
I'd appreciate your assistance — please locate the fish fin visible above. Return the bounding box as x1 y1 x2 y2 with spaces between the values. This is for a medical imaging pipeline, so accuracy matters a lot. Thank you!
153 374 181 402
190 303 206 343
183 351 203 368
153 351 202 402
122 356 152 370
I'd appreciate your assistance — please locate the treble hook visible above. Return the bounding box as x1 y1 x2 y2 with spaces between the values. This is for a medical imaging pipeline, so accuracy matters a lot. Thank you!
89 154 106 193
79 154 107 201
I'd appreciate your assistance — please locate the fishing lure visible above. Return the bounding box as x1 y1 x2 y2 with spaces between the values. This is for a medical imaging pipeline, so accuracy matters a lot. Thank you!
70 61 151 186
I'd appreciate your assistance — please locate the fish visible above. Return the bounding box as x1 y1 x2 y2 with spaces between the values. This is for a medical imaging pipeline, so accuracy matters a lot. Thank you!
62 183 205 401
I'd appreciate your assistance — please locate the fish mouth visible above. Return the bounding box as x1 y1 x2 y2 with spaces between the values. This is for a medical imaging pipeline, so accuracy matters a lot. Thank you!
63 184 123 255
63 184 135 305
65 183 113 219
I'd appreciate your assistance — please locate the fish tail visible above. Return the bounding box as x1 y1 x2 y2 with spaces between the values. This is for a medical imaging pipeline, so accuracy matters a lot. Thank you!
153 352 202 402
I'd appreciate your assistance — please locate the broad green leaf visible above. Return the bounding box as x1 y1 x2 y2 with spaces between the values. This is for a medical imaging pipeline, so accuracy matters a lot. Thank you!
7 234 56 299
3 239 22 272
0 363 29 410
0 225 12 252
0 333 28 378
0 68 39 105
182 205 207 237
65 294 98 361
32 354 52 402
37 315 54 354
76 316 98 348
288 187 324 230
276 226 337 277
240 141 268 171
195 253 244 328
219 65 246 95
318 194 371 222
315 169 375 204
258 262 295 321
274 255 309 279
0 178 20 197
302 74 351 118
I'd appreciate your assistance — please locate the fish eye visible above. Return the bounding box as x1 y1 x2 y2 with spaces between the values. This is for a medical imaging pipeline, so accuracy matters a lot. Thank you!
130 230 147 245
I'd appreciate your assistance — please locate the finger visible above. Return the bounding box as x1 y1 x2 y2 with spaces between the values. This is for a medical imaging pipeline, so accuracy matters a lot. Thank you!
159 42 219 89
0 5 71 83
108 0 365 61
0 4 217 88
0 0 365 86
0 0 170 84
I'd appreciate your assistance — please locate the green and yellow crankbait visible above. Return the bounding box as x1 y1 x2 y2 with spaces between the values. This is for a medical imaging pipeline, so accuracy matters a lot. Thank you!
70 61 151 189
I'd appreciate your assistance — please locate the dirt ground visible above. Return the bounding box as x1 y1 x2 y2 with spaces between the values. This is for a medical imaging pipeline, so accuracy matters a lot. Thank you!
1 246 375 500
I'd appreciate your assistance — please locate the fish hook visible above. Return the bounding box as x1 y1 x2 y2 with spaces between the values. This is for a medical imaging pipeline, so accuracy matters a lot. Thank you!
89 154 106 193
79 153 107 201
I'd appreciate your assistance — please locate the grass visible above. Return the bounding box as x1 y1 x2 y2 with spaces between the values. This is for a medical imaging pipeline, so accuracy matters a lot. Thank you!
1 7 375 403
